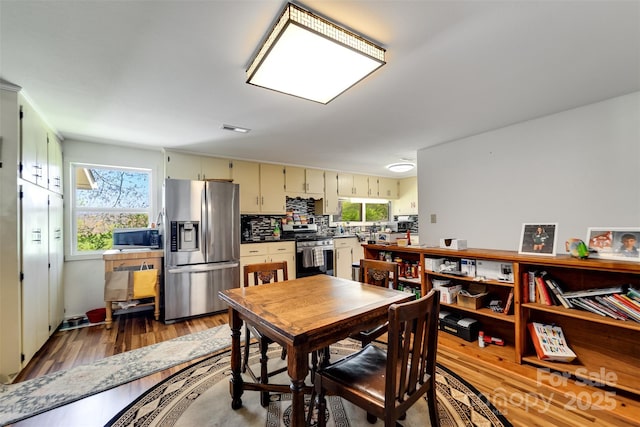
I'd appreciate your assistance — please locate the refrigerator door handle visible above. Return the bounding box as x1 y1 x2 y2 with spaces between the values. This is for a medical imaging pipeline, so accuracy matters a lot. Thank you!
167 261 239 274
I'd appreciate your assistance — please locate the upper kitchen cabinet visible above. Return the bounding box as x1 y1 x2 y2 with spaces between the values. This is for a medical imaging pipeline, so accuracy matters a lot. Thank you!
232 161 286 214
378 177 399 199
394 176 418 215
316 170 339 215
20 101 48 187
337 173 370 198
201 156 232 180
259 163 286 213
47 132 63 194
164 150 231 180
285 166 324 199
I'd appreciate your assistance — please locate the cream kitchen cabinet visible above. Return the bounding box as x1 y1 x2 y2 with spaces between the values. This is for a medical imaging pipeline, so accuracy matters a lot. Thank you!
240 241 296 284
334 237 363 280
315 170 339 215
164 150 231 180
285 166 324 199
231 160 260 212
377 177 398 199
20 101 48 187
232 161 285 214
47 132 63 194
259 164 286 213
48 193 65 335
21 181 50 367
394 177 418 215
337 173 370 197
1 86 65 382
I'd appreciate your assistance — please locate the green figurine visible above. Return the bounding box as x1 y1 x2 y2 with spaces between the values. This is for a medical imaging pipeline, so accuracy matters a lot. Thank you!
565 238 589 259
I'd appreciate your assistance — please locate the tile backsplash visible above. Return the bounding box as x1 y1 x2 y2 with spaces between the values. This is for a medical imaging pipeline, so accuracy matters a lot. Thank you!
241 197 329 240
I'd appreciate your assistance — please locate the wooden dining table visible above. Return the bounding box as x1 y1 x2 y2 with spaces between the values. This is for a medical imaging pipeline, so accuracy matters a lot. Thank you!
218 274 414 427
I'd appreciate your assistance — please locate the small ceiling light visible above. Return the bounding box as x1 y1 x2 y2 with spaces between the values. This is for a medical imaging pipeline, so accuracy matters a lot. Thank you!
246 2 386 104
386 162 415 173
222 124 251 133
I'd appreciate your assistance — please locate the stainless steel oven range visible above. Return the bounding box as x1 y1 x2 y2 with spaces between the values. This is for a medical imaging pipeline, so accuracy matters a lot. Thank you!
282 224 334 278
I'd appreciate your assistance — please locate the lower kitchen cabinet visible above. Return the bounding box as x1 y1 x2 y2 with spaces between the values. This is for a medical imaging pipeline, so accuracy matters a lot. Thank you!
240 242 295 284
334 237 364 280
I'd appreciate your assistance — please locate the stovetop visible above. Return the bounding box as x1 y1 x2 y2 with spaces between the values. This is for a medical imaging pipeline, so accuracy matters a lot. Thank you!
282 232 333 242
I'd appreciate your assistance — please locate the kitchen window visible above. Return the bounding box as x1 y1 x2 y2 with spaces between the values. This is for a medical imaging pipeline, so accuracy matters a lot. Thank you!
70 163 152 255
331 198 390 225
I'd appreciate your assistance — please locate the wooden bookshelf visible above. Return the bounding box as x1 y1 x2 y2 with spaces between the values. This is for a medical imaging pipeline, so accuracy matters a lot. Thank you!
363 244 640 395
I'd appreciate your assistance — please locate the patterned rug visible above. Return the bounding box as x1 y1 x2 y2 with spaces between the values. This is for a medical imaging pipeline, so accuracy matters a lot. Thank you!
106 340 512 427
0 325 233 426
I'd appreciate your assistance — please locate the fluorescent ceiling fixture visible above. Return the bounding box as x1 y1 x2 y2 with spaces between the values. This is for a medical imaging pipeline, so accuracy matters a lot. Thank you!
222 124 250 133
246 2 385 104
386 162 415 173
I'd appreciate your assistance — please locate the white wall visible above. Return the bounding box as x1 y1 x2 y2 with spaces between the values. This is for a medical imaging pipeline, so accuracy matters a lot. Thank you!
417 92 640 252
62 140 164 317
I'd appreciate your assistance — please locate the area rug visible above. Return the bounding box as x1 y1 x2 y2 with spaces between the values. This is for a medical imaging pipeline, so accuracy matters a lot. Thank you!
106 340 512 427
0 325 233 426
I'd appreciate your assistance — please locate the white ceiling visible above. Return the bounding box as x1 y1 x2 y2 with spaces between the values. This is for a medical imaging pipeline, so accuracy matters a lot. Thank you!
2 1 639 178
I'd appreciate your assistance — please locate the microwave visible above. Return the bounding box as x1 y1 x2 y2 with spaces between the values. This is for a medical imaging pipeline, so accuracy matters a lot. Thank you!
113 228 161 249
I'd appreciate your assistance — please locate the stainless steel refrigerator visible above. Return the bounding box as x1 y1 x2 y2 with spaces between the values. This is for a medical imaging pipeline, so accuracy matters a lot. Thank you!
162 179 240 322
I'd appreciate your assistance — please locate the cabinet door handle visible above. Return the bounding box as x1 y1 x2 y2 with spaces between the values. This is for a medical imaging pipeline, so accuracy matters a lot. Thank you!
32 228 42 243
249 250 259 253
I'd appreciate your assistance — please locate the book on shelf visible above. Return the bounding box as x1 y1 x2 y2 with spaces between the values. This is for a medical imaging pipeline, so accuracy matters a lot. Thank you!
562 285 628 299
503 290 514 314
607 295 640 322
570 298 607 317
581 297 626 320
521 271 529 304
527 322 577 363
627 287 640 303
594 295 629 321
545 278 573 309
534 274 553 306
528 271 536 304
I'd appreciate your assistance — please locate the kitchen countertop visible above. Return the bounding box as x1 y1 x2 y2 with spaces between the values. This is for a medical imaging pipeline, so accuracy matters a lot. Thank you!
241 237 296 244
240 234 366 244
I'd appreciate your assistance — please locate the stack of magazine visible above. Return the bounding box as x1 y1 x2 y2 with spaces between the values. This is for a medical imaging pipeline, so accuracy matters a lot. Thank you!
523 270 640 322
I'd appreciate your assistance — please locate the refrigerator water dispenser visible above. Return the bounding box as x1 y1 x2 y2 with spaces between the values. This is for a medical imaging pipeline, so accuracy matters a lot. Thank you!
170 221 200 252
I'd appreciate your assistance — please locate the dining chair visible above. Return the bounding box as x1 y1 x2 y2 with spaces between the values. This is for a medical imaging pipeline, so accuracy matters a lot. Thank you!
313 289 441 427
350 259 400 346
242 261 289 407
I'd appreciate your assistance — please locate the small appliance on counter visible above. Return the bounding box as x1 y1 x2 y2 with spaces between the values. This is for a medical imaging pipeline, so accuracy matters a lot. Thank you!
113 227 161 249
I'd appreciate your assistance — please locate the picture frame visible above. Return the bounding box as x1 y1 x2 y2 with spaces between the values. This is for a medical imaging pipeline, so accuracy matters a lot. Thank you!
519 223 558 256
586 227 640 262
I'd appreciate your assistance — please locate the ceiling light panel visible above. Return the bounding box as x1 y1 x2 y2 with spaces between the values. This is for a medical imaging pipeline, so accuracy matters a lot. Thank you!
247 3 385 104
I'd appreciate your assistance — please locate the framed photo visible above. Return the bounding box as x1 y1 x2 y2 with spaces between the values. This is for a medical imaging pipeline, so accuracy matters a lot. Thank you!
586 228 640 261
519 223 558 256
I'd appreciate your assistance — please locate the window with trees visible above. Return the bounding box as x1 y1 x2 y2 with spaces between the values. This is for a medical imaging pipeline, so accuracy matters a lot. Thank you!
331 199 390 225
71 163 152 255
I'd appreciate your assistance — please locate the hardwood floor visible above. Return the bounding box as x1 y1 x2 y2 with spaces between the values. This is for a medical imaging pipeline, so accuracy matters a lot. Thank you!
9 311 640 427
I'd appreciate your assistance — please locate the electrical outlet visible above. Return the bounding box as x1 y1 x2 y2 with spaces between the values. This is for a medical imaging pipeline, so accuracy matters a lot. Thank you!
430 214 437 223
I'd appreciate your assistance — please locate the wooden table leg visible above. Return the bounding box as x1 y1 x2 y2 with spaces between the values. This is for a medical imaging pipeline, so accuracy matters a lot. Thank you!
229 308 244 410
288 345 309 427
105 302 113 330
